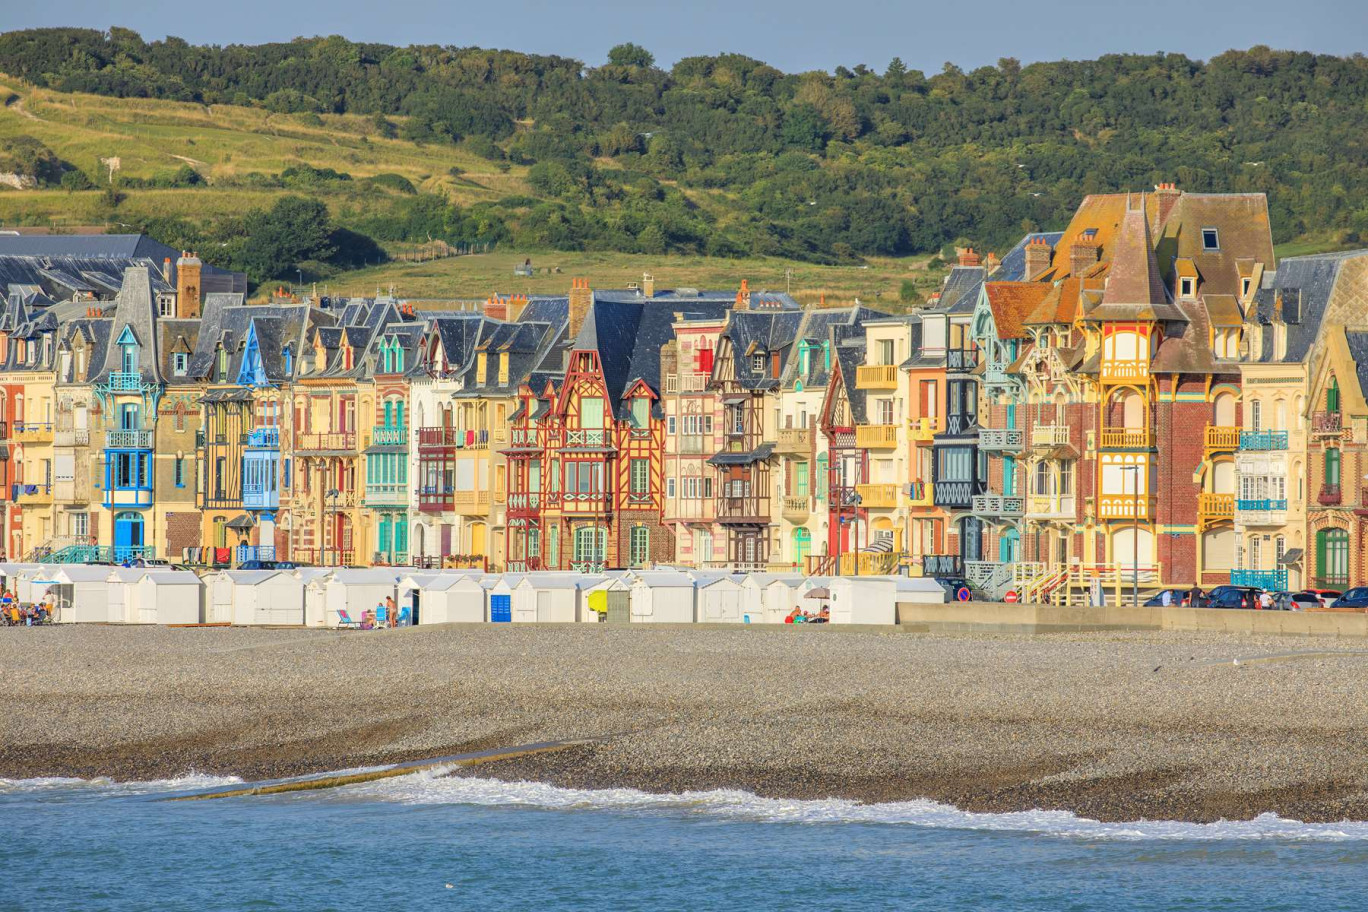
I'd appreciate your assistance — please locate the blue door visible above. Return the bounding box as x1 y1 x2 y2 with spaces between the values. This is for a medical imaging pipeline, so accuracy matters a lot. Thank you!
114 511 144 561
490 594 511 623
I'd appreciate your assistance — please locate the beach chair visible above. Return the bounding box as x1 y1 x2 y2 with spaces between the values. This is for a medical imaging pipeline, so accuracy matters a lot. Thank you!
336 609 361 629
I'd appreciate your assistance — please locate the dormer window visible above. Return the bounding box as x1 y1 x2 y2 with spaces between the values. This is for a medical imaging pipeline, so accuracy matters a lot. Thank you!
283 347 293 376
751 353 766 374
1201 228 1220 251
477 352 488 384
217 347 228 380
1180 277 1195 299
498 352 509 385
1241 277 1252 299
117 326 139 374
630 397 649 428
173 352 188 376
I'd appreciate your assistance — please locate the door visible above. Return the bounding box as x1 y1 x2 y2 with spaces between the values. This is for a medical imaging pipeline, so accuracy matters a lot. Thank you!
999 528 1020 563
470 523 487 559
960 516 982 563
114 512 144 561
490 593 511 623
606 590 630 624
536 590 552 623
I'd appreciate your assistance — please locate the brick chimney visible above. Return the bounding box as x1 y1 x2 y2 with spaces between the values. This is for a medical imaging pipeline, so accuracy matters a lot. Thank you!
1069 231 1101 277
984 251 1000 273
507 293 528 323
1153 182 1181 233
162 257 172 283
483 293 508 321
568 277 593 339
642 273 655 299
176 251 202 318
1024 236 1053 280
734 278 751 311
958 247 982 267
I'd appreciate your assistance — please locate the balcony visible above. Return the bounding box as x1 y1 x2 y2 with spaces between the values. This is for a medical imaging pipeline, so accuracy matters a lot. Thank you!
972 493 1024 517
1313 411 1342 436
1230 568 1288 590
1100 358 1149 385
922 554 962 577
1198 492 1235 524
1240 430 1288 451
946 349 979 373
106 428 153 449
1027 494 1076 518
13 421 53 443
933 480 980 509
1318 483 1342 506
782 495 810 523
910 417 941 443
104 371 145 392
978 428 1023 451
566 429 610 448
453 490 491 515
364 482 409 507
321 490 359 510
1100 428 1153 450
296 431 357 452
775 427 813 453
509 428 538 448
907 480 933 507
665 372 710 394
1031 425 1070 448
291 548 355 568
418 427 459 449
856 365 898 389
55 428 91 447
1098 493 1153 520
836 552 903 575
1235 498 1288 526
13 483 52 506
507 491 542 516
246 427 280 449
234 545 277 565
418 483 455 513
102 485 154 509
855 424 899 449
369 426 408 447
1204 426 1240 455
243 482 280 511
856 483 899 509
562 490 612 513
716 494 768 522
982 360 1012 387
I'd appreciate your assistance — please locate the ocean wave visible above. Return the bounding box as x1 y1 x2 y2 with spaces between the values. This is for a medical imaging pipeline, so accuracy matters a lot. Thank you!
0 772 244 795
337 770 1368 842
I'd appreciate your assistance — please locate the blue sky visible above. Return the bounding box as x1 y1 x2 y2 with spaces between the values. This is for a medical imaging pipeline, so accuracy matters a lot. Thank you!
5 0 1365 73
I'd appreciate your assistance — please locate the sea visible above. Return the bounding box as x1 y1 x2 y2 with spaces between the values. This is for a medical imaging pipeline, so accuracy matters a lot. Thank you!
3 770 1366 911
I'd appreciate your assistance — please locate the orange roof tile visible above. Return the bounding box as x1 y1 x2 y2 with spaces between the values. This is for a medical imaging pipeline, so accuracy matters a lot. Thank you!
983 282 1051 339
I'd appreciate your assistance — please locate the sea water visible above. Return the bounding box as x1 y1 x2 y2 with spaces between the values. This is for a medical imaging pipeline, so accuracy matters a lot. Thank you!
3 770 1366 911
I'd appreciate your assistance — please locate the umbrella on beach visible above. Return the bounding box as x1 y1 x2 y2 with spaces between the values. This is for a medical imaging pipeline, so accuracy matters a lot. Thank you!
805 587 831 599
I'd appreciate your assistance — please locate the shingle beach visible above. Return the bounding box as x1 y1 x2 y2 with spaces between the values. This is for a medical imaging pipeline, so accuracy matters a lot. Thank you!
3 624 1368 822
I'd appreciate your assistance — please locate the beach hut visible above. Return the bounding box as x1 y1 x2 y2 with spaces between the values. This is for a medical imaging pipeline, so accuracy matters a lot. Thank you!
579 575 626 622
207 570 306 625
627 570 696 623
487 574 522 623
824 577 898 625
106 568 148 623
322 569 403 627
739 573 805 623
891 577 948 616
45 566 122 623
134 571 203 625
402 572 488 624
513 573 582 623
696 575 747 623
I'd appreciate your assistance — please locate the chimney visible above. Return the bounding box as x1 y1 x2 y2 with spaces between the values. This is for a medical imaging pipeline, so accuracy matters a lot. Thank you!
642 273 655 299
1153 182 1181 233
984 251 1000 273
507 293 528 323
176 250 202 318
957 247 982 267
483 293 508 321
734 278 751 311
1069 231 1101 277
162 257 172 283
568 277 593 339
1023 236 1053 280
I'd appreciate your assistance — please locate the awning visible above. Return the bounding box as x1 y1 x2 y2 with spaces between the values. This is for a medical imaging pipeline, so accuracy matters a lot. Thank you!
861 539 893 553
804 587 831 599
226 514 256 530
1279 548 1303 565
200 388 254 403
707 443 775 466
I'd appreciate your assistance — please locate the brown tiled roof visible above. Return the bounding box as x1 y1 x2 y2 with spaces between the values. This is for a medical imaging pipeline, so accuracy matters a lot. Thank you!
1024 277 1085 325
1088 201 1186 322
1204 294 1244 328
1033 194 1154 281
1154 193 1275 299
983 282 1050 339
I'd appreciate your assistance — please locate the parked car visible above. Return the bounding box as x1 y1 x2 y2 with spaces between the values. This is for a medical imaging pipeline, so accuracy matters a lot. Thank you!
1144 588 1207 607
124 557 171 569
1207 586 1264 610
1281 591 1328 611
1330 588 1368 609
934 577 975 603
1302 588 1343 608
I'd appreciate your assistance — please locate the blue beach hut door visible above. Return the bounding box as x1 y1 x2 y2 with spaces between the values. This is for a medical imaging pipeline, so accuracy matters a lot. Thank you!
490 593 511 623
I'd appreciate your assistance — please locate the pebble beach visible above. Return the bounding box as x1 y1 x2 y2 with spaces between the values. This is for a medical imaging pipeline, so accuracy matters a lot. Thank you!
3 624 1368 823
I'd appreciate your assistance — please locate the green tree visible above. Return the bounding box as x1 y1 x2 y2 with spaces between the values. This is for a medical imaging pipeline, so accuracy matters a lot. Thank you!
607 43 654 68
234 196 337 282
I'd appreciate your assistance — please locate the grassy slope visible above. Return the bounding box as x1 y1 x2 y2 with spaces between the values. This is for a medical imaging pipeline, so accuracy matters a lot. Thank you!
319 249 944 308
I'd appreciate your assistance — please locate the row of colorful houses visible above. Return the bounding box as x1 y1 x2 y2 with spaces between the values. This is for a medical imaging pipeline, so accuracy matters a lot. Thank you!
1 187 1367 595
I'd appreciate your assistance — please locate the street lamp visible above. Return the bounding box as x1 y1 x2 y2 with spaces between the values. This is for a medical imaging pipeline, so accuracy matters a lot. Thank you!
1120 466 1140 607
327 488 340 565
852 491 863 576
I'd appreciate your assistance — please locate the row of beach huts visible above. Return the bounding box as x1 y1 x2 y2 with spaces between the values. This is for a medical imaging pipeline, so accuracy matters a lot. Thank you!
0 564 947 627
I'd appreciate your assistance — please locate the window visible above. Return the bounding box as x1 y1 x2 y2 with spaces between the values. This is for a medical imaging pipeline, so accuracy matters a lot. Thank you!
1317 528 1350 586
879 339 894 365
72 512 89 538
1325 448 1341 487
877 399 895 425
283 348 293 376
581 397 605 429
476 352 487 384
630 458 649 494
1180 277 1194 298
1251 399 1261 432
1241 277 1252 298
667 415 675 435
667 478 676 498
697 346 714 374
1202 228 1220 251
174 457 186 487
630 526 650 567
1328 377 1340 413
631 398 649 428
751 354 766 374
795 462 810 497
173 352 188 376
1059 461 1073 496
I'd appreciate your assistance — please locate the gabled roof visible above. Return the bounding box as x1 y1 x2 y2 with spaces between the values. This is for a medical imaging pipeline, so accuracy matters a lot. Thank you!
1089 200 1182 322
1249 251 1367 363
982 283 1050 339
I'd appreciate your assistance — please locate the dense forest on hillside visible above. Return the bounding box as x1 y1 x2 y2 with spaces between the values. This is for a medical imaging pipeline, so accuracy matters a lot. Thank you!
2 27 1368 277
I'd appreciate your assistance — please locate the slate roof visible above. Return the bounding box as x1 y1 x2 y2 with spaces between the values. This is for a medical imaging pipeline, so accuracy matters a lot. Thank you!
188 295 319 385
0 234 245 293
1249 251 1366 363
92 267 163 384
936 266 988 313
834 341 869 423
991 232 1065 281
722 310 805 391
1344 331 1368 403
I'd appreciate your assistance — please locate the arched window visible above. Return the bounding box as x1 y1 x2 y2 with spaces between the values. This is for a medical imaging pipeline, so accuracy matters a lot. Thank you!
1316 528 1349 587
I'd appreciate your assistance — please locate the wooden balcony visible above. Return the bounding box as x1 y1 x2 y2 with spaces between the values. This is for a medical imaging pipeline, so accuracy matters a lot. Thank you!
1031 425 1070 448
14 483 53 506
910 417 941 443
13 421 53 444
836 552 902 575
1100 428 1153 449
856 483 899 509
907 480 933 508
453 490 491 515
1312 411 1342 436
1203 426 1240 455
1026 494 1076 518
781 495 810 523
418 484 455 513
364 482 409 507
1098 493 1154 520
775 427 812 453
947 349 979 373
972 493 1024 517
296 431 357 452
1100 358 1149 384
665 372 710 394
1198 492 1234 525
855 424 899 449
855 365 898 389
714 494 769 523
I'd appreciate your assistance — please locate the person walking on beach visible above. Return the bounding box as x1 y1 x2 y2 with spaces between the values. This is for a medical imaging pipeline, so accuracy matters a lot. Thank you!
385 596 396 628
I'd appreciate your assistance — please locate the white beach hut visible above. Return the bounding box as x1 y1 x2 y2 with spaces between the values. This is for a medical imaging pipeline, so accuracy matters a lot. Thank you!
739 573 805 623
208 570 306 626
627 570 696 623
402 572 488 624
891 577 949 615
578 575 626 622
486 574 523 624
512 573 581 623
825 577 897 625
106 568 148 623
46 565 124 623
135 571 203 625
696 575 747 623
323 569 403 628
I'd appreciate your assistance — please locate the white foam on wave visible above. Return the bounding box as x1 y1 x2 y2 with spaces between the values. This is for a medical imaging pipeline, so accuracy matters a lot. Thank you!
0 772 244 795
337 769 1368 842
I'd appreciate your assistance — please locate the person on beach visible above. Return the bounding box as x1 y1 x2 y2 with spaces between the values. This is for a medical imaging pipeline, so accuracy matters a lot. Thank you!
385 596 397 628
375 600 388 628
